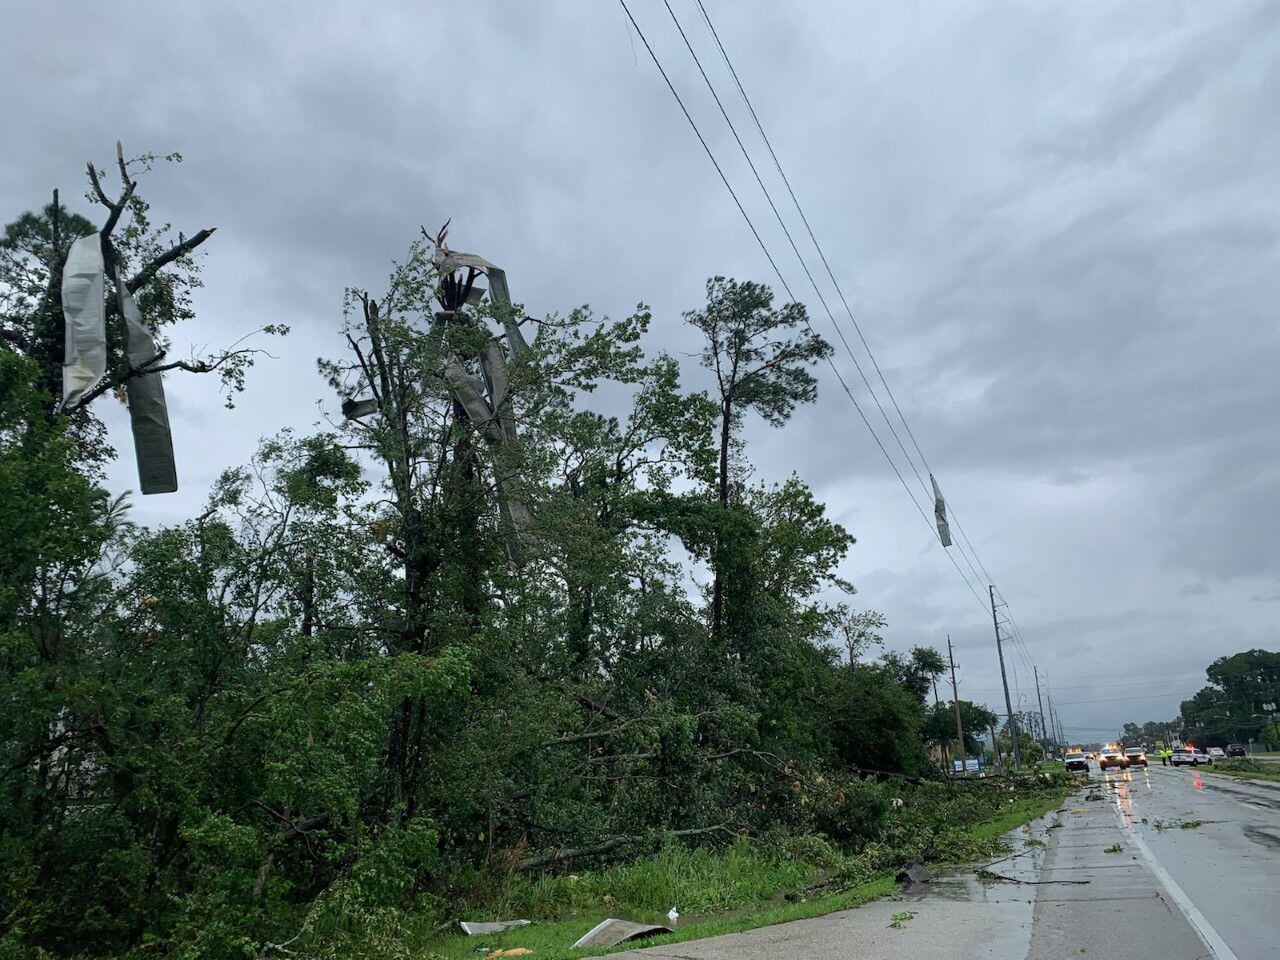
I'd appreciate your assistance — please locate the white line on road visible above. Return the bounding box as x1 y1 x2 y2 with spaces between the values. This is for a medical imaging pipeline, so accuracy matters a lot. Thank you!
1113 803 1241 960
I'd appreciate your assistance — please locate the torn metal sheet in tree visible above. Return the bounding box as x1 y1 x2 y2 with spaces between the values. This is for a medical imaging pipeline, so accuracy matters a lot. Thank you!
429 236 535 559
459 919 531 936
117 277 177 494
342 396 378 420
571 918 672 949
59 236 178 492
60 233 107 410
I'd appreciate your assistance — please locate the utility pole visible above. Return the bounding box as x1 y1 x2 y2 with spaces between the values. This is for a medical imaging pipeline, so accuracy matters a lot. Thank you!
1047 671 1065 749
989 585 1021 769
1034 666 1049 757
988 720 1002 773
1046 690 1061 752
931 676 949 773
948 635 965 773
1044 672 1059 751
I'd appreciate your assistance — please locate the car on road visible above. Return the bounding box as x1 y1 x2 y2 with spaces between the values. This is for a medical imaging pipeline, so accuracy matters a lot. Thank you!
1099 747 1129 770
1207 747 1226 759
1124 747 1148 767
1064 750 1089 773
1226 743 1247 757
1171 747 1212 766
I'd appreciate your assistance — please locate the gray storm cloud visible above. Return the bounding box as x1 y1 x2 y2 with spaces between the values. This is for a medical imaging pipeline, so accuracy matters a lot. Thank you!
4 0 1277 741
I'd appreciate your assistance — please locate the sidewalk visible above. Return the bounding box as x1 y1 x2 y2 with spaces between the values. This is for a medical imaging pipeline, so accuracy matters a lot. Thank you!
601 818 1050 960
602 790 1212 960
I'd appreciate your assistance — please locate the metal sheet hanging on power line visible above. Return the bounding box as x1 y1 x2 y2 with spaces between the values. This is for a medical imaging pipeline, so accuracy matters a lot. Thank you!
118 277 177 493
931 473 952 547
60 233 107 410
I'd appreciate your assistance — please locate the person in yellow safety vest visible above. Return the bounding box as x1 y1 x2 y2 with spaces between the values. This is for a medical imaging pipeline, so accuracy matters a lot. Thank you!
1160 747 1173 766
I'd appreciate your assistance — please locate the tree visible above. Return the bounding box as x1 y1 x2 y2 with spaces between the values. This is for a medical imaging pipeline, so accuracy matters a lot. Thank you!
880 646 947 704
0 203 980 958
828 606 886 666
0 146 283 472
684 277 831 637
924 699 998 758
1179 649 1280 747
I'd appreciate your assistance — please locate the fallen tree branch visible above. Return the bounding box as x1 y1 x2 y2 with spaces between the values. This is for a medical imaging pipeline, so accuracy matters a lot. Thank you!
976 868 1090 886
517 823 733 871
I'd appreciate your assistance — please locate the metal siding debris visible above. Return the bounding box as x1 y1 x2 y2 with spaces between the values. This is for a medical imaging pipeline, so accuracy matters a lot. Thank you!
60 233 107 409
118 279 177 494
930 473 952 547
570 918 673 949
459 919 531 936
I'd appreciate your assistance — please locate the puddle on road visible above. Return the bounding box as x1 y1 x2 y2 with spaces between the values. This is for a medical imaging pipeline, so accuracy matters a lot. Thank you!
1242 824 1280 850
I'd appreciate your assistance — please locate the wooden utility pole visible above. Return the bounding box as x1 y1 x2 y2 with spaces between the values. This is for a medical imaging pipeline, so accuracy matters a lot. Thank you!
989 585 1021 769
931 676 950 773
1034 666 1050 756
947 635 965 773
1046 671 1065 749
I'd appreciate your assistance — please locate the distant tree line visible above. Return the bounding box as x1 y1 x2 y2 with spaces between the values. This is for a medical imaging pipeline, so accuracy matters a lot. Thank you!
1119 649 1280 748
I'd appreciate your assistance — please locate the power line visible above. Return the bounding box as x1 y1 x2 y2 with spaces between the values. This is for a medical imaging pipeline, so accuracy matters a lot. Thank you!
1054 690 1202 706
659 0 994 607
960 674 1205 693
689 0 1007 606
616 0 991 609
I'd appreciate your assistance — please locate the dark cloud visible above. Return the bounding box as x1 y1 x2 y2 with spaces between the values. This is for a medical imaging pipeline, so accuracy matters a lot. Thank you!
4 0 1277 742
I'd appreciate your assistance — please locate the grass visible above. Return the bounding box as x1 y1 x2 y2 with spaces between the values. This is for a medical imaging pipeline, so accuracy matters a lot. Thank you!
1202 759 1280 784
411 788 1068 960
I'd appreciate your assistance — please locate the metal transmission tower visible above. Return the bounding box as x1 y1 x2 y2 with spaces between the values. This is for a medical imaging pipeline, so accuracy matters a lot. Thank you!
947 635 965 772
1034 666 1050 756
989 585 1021 769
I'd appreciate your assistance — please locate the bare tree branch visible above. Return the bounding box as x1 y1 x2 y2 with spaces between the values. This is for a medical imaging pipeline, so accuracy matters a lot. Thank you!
127 228 216 293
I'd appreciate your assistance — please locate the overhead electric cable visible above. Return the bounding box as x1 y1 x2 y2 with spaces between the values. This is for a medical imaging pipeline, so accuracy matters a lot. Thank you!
616 0 990 609
660 0 1003 608
661 0 943 517
688 0 1022 622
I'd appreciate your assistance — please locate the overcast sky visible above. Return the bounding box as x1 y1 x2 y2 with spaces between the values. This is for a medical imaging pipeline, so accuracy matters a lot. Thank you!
5 1 1278 743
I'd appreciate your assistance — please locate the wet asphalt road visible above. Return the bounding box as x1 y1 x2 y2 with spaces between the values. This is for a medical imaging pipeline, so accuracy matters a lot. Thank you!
1100 761 1280 960
604 763 1280 960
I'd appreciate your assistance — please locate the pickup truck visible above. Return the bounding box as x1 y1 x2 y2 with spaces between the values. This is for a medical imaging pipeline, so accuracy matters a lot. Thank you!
1064 750 1089 773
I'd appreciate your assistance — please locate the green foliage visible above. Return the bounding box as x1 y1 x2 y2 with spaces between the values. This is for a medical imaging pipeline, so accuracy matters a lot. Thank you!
1121 648 1280 749
923 700 998 757
0 224 1014 960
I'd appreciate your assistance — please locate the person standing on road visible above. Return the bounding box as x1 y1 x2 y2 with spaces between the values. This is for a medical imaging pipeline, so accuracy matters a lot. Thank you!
1160 747 1172 766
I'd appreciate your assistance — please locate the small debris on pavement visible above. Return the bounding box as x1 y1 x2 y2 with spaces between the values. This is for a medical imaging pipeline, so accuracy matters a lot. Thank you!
977 867 1091 886
895 857 931 892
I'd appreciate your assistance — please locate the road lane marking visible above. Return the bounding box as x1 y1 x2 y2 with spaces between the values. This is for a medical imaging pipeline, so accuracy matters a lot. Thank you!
1113 804 1241 960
